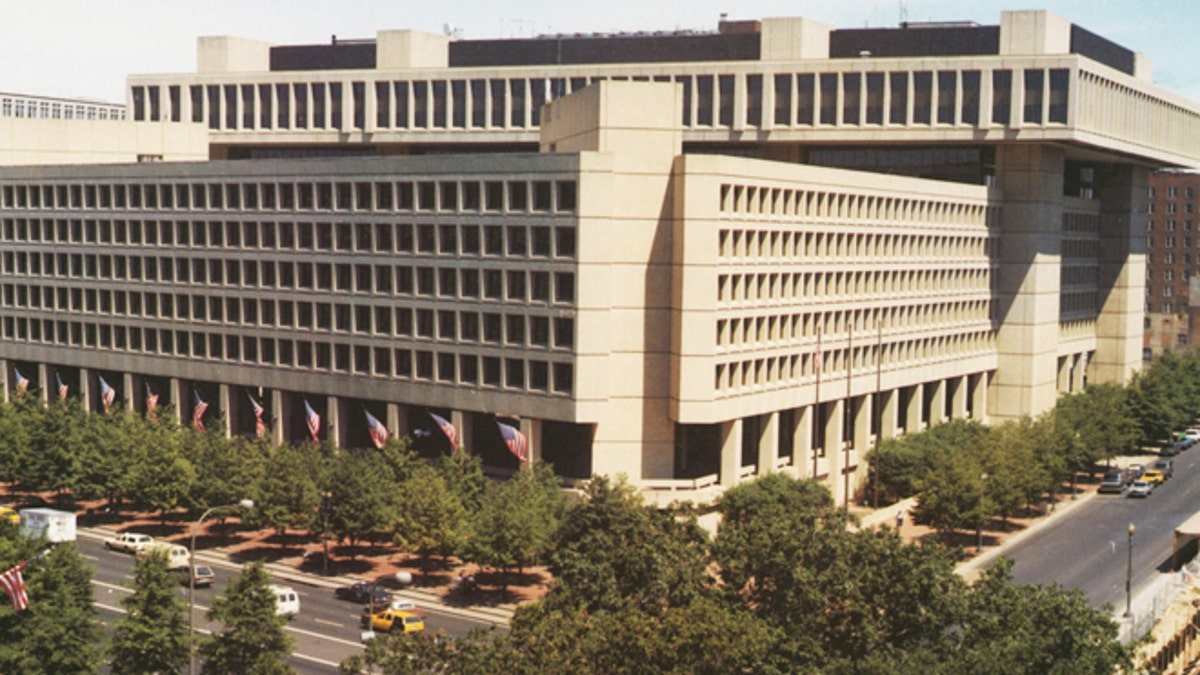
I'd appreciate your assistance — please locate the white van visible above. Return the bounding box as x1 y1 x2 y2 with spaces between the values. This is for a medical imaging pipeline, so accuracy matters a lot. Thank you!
136 543 191 571
273 585 300 616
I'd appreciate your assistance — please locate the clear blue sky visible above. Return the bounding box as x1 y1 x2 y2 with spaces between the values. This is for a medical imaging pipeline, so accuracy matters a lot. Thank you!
4 0 1197 103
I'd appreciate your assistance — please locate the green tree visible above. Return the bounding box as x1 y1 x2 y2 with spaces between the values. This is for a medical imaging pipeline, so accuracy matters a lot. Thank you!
190 434 266 520
437 450 489 514
325 449 398 554
392 463 467 573
250 444 321 539
1057 383 1139 470
108 548 189 673
0 542 103 675
199 561 295 675
125 416 196 523
467 462 568 579
912 445 993 539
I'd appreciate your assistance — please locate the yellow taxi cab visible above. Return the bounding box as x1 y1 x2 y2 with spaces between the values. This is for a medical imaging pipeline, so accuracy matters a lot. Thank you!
369 608 425 634
0 507 18 525
1141 469 1166 486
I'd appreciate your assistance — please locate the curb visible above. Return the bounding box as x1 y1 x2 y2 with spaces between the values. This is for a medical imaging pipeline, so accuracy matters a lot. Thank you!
956 488 1099 578
79 526 515 626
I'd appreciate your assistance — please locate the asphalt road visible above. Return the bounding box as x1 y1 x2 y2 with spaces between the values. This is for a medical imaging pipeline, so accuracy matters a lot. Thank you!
80 536 502 673
1006 448 1200 613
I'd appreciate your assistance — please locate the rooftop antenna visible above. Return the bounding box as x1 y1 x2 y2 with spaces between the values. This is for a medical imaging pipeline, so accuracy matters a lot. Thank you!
899 0 909 26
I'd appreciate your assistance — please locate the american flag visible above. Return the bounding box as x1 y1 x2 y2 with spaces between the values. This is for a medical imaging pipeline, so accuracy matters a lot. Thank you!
364 409 389 449
13 369 28 392
193 390 208 432
0 561 28 612
428 411 459 450
145 383 159 420
497 421 529 464
248 393 266 438
304 400 321 442
56 373 68 401
99 376 115 411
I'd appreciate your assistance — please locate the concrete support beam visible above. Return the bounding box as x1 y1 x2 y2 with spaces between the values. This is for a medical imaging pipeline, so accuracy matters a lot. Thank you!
219 383 232 439
271 389 285 445
1093 164 1148 385
720 419 742 488
758 412 780 474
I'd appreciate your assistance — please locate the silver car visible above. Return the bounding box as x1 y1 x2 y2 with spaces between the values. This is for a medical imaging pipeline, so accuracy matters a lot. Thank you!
1128 480 1154 498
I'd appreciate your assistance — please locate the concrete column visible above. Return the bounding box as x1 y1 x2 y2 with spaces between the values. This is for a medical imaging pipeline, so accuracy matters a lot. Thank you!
0 359 8 404
1057 355 1070 393
950 375 969 419
795 404 815 478
825 399 844 500
853 395 871 456
991 143 1065 421
387 403 404 441
720 419 743 488
905 384 924 433
38 363 50 404
1093 164 1148 385
122 372 135 411
326 396 340 447
758 412 780 474
451 410 471 452
928 379 947 425
522 418 540 464
1072 352 1088 392
364 80 377 133
271 389 285 445
880 389 898 439
971 372 989 422
219 383 232 439
169 378 183 424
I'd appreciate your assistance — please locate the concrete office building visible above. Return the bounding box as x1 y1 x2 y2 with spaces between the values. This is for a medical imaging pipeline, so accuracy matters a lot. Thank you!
1 10 1198 506
1145 170 1200 360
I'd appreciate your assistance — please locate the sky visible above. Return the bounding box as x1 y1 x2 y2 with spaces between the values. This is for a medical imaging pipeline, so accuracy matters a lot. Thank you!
3 0 1198 103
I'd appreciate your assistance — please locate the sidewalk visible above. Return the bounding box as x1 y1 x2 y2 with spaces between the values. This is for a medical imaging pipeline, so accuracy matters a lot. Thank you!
77 526 515 626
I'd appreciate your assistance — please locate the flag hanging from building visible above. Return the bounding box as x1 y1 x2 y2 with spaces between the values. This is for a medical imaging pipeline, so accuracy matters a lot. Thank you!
0 549 52 612
56 373 68 401
99 376 115 411
0 561 29 612
13 369 28 392
248 393 266 438
193 390 208 432
364 409 389 449
145 383 159 420
496 420 529 464
304 400 321 442
427 411 459 450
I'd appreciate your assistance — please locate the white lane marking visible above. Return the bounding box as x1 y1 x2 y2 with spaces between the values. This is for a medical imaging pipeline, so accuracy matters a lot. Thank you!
286 624 365 649
313 617 342 627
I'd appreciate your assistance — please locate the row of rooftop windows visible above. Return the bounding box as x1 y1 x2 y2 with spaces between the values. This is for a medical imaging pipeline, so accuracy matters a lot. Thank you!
0 179 577 215
717 269 991 306
129 67 1071 132
719 183 991 226
2 217 578 260
718 229 991 261
1 95 126 121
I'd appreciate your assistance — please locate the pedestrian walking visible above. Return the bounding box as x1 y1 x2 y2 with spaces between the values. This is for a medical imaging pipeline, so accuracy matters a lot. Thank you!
895 510 904 530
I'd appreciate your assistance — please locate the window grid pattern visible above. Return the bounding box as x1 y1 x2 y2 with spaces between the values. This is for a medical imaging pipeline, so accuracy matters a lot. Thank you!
0 175 580 397
1060 204 1101 321
1 93 127 121
711 182 996 398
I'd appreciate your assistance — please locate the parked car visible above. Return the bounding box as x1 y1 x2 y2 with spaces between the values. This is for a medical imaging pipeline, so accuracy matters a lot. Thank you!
273 585 300 616
1155 458 1175 479
0 507 18 525
336 582 393 607
1185 428 1200 441
136 542 191 570
1126 464 1146 481
367 608 425 634
1099 469 1127 493
104 532 155 554
1163 442 1183 457
1128 480 1154 498
1142 469 1166 486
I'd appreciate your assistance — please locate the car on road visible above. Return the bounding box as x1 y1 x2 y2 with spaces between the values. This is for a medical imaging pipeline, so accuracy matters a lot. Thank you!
1142 469 1166 486
1127 480 1154 498
176 565 215 588
1185 428 1200 441
367 608 425 634
0 507 18 525
336 582 393 607
360 598 425 626
104 532 155 554
136 542 191 570
1099 469 1128 493
1163 442 1184 457
1155 459 1175 479
273 585 300 616
1126 464 1146 481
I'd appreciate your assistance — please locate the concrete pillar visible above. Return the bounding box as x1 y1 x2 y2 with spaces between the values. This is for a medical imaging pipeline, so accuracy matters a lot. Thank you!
1072 352 1088 392
219 383 232 439
971 372 989 422
169 378 183 424
950 375 969 419
124 373 139 412
38 363 50 404
928 379 947 425
0 359 8 404
387 403 404 442
825 399 844 501
1093 163 1148 385
905 384 924 433
522 418 540 464
991 143 1065 420
271 389 285 445
451 410 471 452
1057 355 1070 393
880 389 898 439
326 396 340 447
720 419 743 488
795 404 815 478
82 368 94 414
758 412 780 474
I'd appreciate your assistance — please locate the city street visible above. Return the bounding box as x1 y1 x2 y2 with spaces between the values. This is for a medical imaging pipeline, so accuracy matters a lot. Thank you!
79 535 504 673
1005 448 1200 614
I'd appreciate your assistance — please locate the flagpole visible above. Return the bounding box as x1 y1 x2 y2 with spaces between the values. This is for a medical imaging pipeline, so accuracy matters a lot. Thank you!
874 320 883 509
813 324 821 481
844 322 853 510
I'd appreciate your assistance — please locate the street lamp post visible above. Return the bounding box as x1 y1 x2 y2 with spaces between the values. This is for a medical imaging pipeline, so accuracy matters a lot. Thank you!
1126 522 1135 617
189 499 254 675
